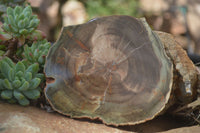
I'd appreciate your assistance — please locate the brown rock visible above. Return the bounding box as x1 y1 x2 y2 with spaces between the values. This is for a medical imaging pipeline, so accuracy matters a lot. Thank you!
0 102 200 133
0 102 128 133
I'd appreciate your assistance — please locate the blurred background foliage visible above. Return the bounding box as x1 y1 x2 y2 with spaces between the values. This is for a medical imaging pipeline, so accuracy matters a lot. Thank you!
0 0 27 21
82 0 140 19
2 0 199 58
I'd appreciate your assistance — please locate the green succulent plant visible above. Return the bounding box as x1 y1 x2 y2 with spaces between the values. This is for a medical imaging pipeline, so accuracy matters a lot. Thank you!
0 57 44 106
0 45 6 56
2 5 39 38
22 40 51 68
0 0 26 21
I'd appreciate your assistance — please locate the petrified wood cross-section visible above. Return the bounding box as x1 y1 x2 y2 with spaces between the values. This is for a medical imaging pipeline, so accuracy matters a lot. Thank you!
44 16 173 126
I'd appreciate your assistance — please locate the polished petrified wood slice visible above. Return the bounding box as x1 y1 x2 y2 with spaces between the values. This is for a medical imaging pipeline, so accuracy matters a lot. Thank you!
44 16 173 126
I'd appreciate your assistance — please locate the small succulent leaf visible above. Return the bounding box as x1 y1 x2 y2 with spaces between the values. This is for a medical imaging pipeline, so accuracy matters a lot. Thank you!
13 90 25 100
0 61 11 78
2 23 11 32
28 28 35 33
20 78 26 84
15 61 25 73
3 79 13 90
24 72 32 82
19 29 28 35
29 78 41 90
7 7 14 16
33 49 39 57
11 26 18 34
23 6 32 14
21 60 29 68
16 71 24 78
24 11 31 18
23 89 40 99
23 18 29 28
18 20 25 29
28 19 39 29
1 90 12 99
25 53 34 62
13 79 21 89
8 68 15 81
31 15 37 20
26 63 39 76
3 16 8 24
18 97 30 106
35 73 45 82
38 55 45 65
31 42 37 50
39 45 44 50
18 14 25 20
15 14 19 22
24 45 31 55
8 15 16 27
14 6 22 15
18 81 29 91
3 57 15 68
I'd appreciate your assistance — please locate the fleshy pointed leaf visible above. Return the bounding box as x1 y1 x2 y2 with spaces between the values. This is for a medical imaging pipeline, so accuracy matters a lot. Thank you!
18 14 25 20
7 7 14 16
3 16 8 24
23 89 40 99
3 79 13 90
13 90 25 100
23 6 32 14
8 15 16 27
35 73 45 82
18 97 30 106
1 90 12 99
0 61 11 78
19 29 28 35
2 23 11 32
18 20 25 29
18 81 29 91
30 78 41 90
16 71 24 78
13 79 21 89
26 63 39 76
11 26 19 33
23 18 29 28
15 61 25 73
14 6 22 16
3 57 15 68
24 72 32 82
28 19 39 28
38 55 45 65
8 68 15 81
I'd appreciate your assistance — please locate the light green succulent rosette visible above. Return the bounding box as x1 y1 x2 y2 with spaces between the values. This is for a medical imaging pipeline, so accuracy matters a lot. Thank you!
0 57 44 106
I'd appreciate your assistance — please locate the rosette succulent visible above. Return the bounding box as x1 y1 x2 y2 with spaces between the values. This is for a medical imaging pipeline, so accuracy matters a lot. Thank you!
0 0 26 21
22 40 51 68
2 5 39 37
0 57 44 106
